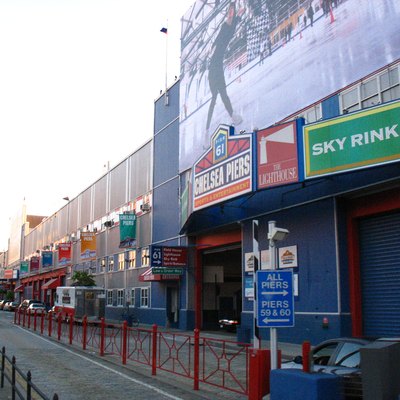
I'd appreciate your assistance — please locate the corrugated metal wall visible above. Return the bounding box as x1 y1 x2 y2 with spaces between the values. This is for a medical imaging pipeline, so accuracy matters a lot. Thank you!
359 211 400 336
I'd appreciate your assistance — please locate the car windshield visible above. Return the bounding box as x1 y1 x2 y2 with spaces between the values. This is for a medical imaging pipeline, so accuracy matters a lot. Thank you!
312 342 338 366
334 342 364 368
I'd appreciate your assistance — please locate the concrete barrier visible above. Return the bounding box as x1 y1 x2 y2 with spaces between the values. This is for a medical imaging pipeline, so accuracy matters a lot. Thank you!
270 369 343 400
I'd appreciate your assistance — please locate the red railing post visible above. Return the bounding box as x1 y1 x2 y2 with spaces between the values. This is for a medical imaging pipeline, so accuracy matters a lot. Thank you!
122 321 128 365
27 309 31 329
22 309 26 327
302 341 311 373
82 315 87 350
48 311 53 337
57 314 62 340
40 312 45 334
18 308 21 325
69 315 74 345
151 324 157 376
33 311 37 331
14 309 17 325
193 328 200 391
99 318 105 356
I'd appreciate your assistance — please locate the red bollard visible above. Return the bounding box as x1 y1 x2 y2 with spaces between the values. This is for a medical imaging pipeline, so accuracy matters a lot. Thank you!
48 311 53 337
100 318 105 356
23 309 26 327
69 315 74 345
302 341 312 373
122 321 128 365
193 328 200 391
248 348 282 400
151 324 158 376
40 312 45 334
27 309 31 329
82 316 87 350
33 311 37 331
14 309 17 324
57 314 62 340
18 308 21 325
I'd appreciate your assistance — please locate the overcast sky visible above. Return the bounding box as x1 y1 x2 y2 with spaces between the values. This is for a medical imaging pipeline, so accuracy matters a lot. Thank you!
0 0 195 251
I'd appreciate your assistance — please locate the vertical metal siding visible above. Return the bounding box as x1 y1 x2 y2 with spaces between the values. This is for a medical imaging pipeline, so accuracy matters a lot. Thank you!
93 176 107 221
359 212 400 336
109 160 128 211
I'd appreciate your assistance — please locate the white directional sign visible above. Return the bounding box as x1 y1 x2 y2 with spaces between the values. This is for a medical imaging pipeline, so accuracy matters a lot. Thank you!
256 270 294 328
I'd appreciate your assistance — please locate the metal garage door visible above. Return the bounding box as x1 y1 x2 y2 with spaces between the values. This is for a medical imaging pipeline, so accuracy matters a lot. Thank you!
359 211 400 336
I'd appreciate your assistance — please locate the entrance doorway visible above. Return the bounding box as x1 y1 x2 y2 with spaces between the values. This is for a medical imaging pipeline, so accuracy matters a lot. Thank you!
201 245 242 330
166 286 179 328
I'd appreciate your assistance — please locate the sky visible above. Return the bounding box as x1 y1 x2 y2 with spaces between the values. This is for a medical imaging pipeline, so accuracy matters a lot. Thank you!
0 0 195 251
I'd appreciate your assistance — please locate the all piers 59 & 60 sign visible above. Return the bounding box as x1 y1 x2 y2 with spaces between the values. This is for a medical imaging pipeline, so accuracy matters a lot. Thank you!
193 125 253 211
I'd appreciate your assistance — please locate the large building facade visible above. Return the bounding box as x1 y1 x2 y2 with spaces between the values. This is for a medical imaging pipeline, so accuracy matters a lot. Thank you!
3 0 400 344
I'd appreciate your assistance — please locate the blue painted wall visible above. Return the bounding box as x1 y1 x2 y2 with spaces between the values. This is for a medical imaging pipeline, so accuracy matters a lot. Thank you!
152 179 180 243
241 197 350 344
153 120 179 187
321 94 340 119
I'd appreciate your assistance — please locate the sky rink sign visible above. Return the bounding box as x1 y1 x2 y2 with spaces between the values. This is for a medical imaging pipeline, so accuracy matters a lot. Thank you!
256 270 294 328
304 101 400 178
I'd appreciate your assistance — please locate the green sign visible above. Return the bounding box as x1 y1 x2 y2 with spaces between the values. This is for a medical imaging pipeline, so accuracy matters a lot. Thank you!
119 213 136 248
20 261 29 275
304 101 400 178
152 267 184 275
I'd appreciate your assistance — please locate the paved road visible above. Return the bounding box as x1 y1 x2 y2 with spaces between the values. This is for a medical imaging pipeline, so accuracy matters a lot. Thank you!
0 311 245 400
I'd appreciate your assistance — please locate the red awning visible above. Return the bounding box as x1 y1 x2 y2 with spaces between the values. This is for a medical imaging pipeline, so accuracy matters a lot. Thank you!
139 268 161 282
14 285 24 293
138 268 180 282
42 278 60 290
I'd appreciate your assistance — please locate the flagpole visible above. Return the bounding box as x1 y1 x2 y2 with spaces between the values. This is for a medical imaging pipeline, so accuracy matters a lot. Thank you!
163 21 169 105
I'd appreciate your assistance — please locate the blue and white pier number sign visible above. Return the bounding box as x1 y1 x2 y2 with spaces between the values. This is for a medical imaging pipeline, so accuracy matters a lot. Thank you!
256 270 294 328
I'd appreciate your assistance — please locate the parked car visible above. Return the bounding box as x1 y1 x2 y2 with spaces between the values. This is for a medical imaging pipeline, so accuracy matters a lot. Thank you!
27 303 47 315
281 337 373 375
0 300 7 310
19 299 43 311
4 301 20 312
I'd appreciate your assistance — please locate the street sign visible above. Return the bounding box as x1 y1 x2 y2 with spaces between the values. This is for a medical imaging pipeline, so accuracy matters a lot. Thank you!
150 245 187 267
256 270 294 328
152 267 184 275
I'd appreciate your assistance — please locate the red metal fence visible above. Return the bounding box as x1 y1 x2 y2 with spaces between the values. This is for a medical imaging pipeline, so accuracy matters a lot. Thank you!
14 309 253 397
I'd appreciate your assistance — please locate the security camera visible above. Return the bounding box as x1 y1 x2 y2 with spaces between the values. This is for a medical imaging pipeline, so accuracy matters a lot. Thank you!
268 227 289 241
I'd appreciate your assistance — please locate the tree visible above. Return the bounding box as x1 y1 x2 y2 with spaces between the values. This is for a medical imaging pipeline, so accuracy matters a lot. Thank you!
71 271 96 286
5 290 14 301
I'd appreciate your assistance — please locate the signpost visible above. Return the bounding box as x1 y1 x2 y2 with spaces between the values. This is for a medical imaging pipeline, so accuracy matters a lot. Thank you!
150 245 187 268
152 267 184 275
256 270 294 328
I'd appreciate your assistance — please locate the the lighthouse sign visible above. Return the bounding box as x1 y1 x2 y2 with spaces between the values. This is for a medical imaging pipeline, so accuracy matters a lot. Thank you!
257 120 300 190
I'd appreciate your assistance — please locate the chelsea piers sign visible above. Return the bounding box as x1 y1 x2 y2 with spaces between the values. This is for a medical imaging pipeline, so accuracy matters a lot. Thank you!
193 125 253 211
304 101 400 178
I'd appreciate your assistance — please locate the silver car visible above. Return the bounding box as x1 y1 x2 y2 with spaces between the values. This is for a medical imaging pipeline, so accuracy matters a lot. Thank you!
282 337 372 374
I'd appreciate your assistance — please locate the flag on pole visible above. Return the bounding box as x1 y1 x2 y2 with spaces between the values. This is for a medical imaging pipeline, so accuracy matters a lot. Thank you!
160 27 168 34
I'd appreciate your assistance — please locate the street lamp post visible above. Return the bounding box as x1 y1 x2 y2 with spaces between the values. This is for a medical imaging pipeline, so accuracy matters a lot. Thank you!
268 220 289 370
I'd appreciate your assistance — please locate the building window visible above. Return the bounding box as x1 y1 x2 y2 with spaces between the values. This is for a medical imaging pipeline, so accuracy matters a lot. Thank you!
107 290 113 306
141 248 150 267
118 253 125 271
140 287 149 308
101 258 106 272
128 250 136 269
108 256 114 272
341 64 400 114
117 289 124 306
130 288 136 307
296 104 322 123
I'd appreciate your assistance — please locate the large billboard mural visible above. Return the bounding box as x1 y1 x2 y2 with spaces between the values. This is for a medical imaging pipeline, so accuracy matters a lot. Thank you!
179 0 400 172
